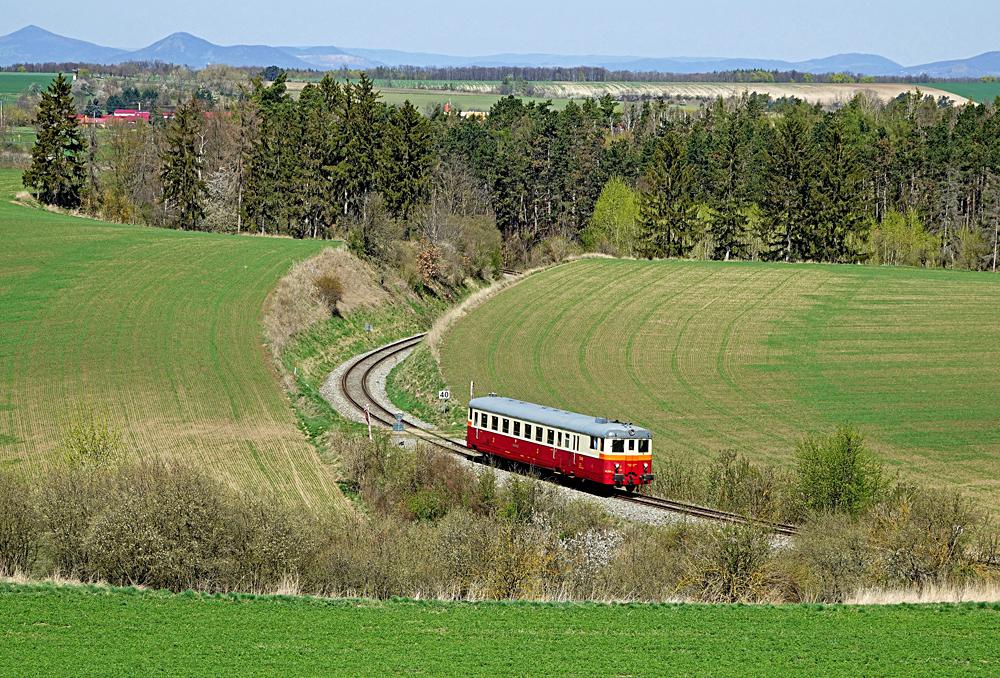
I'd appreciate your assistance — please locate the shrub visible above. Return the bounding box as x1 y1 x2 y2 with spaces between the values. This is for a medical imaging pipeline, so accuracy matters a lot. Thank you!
796 426 885 516
313 274 344 316
707 450 796 521
581 177 640 256
61 415 124 468
0 474 40 575
868 487 982 587
783 512 872 602
682 524 778 603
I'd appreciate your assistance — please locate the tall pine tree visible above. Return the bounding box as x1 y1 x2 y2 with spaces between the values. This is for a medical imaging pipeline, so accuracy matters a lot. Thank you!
636 132 697 259
379 100 433 222
160 98 207 230
23 73 86 208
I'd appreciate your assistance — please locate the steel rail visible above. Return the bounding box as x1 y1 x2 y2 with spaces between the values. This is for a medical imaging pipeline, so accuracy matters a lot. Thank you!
338 333 800 536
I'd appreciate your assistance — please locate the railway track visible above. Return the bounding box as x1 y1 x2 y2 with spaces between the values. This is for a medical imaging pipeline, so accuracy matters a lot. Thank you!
338 333 800 537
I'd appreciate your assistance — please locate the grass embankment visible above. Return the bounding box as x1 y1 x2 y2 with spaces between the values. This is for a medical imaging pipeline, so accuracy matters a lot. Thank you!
0 169 339 506
281 293 450 442
2 583 997 676
439 258 1000 506
386 344 466 432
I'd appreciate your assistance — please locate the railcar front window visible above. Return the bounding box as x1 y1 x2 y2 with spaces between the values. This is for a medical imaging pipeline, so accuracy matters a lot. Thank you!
612 440 624 453
639 440 649 453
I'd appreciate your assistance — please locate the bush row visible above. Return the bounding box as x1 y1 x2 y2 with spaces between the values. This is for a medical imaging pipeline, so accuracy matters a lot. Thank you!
0 429 995 603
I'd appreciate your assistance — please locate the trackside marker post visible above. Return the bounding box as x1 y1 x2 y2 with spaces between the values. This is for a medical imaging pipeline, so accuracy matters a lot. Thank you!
470 380 474 398
364 404 372 441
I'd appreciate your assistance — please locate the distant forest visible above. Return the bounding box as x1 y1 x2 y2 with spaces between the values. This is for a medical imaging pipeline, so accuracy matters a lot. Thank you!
21 71 1000 279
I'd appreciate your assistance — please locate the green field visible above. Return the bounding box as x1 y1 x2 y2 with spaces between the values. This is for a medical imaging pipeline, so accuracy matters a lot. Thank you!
378 88 578 112
0 170 340 507
929 81 1000 104
0 72 56 103
440 259 1000 505
2 583 996 676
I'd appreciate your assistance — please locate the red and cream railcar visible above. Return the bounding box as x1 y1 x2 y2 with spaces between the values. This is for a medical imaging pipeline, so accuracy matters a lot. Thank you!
466 396 654 488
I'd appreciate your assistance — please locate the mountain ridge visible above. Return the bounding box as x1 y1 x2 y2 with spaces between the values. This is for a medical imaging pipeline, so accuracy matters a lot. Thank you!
2 25 999 77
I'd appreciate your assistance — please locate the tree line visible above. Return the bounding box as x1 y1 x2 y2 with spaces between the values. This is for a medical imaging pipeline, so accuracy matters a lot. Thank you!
21 72 1000 272
368 64 939 85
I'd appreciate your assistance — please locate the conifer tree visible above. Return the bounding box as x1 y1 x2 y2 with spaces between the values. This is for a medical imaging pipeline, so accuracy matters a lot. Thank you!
23 73 86 208
341 74 386 218
764 104 821 261
160 97 207 229
636 132 697 259
379 100 433 221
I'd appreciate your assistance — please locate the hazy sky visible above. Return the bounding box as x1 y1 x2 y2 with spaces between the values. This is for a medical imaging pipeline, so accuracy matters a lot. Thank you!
4 0 997 64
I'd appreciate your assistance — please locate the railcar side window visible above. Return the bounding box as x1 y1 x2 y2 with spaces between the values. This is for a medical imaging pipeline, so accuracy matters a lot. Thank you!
535 427 543 442
639 440 649 453
547 429 554 445
612 439 624 453
590 437 598 450
502 418 509 433
513 421 520 437
491 416 498 431
525 424 532 439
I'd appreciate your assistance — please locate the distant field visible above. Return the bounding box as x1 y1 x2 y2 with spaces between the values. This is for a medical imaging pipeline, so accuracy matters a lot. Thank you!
284 81 576 111
441 259 1000 505
0 72 56 103
0 170 339 507
316 79 973 106
929 81 1000 103
3 583 997 676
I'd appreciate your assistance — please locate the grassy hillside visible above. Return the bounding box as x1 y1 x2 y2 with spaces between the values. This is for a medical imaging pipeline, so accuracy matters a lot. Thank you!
2 583 997 676
441 259 1000 505
0 169 340 506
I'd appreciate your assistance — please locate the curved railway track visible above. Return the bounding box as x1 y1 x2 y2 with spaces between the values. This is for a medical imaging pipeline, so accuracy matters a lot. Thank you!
339 333 800 537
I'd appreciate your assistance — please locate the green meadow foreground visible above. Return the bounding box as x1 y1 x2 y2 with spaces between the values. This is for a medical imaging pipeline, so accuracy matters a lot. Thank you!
1 584 997 676
441 258 1000 506
0 170 338 506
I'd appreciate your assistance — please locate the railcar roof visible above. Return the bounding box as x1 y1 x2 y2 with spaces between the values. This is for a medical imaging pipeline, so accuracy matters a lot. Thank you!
469 396 652 439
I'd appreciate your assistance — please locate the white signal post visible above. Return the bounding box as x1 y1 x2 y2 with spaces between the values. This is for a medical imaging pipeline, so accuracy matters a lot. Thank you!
364 404 372 441
470 380 474 398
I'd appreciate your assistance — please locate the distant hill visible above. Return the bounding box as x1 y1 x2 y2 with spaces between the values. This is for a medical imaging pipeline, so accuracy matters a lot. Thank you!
903 52 1000 78
125 32 313 69
280 45 377 69
1 25 1000 77
0 25 126 65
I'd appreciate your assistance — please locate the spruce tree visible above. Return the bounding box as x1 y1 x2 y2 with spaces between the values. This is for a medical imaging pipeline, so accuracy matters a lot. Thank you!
23 73 86 208
379 100 433 221
764 104 821 261
160 98 207 229
341 74 386 218
636 132 697 259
